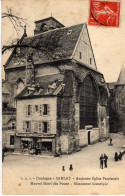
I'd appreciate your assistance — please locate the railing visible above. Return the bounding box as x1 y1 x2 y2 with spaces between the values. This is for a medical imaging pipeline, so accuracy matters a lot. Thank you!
2 126 16 131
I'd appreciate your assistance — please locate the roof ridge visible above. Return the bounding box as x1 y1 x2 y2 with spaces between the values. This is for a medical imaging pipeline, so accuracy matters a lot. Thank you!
24 23 84 40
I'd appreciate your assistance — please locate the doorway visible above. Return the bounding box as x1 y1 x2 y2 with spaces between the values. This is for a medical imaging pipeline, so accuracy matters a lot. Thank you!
88 131 91 145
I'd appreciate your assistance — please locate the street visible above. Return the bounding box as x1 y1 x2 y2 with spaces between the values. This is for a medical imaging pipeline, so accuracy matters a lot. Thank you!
2 133 125 195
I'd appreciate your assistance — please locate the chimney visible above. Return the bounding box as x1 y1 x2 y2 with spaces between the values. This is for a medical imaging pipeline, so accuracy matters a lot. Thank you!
25 53 35 86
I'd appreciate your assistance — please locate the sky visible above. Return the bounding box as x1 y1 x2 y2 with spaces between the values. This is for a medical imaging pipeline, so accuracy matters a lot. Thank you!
1 0 125 82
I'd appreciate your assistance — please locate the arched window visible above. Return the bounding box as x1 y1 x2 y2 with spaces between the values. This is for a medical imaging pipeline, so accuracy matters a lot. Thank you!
80 75 98 129
40 23 48 32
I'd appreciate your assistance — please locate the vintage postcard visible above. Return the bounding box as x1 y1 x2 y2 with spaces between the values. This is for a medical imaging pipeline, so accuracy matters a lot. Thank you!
1 0 125 195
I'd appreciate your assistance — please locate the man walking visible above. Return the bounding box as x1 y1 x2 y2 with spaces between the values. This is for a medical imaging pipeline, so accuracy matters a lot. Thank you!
118 151 122 161
104 154 108 168
99 154 104 169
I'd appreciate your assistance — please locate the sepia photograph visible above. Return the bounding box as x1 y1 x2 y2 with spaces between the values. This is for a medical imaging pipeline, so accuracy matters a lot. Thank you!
1 0 125 195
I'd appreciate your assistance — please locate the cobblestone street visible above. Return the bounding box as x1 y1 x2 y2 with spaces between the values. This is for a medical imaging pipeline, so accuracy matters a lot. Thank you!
3 133 125 195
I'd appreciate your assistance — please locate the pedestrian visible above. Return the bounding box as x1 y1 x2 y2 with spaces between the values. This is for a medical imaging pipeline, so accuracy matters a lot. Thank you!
104 154 108 168
62 166 65 171
118 151 122 161
69 164 73 171
99 154 104 169
109 137 112 145
114 152 118 161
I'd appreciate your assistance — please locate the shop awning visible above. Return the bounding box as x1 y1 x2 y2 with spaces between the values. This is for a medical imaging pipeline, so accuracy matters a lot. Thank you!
37 138 53 142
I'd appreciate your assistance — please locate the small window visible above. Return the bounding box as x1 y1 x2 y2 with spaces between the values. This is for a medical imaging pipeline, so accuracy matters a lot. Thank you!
43 122 48 133
35 105 38 112
26 105 32 116
79 52 82 59
10 135 14 145
43 104 48 115
90 58 92 64
26 121 30 132
12 123 15 130
28 105 31 115
67 30 72 35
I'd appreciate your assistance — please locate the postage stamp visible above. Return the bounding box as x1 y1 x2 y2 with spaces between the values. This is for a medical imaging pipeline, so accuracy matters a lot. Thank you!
88 0 120 27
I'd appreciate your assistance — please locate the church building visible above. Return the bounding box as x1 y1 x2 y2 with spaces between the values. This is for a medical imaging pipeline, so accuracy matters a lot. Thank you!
3 17 109 155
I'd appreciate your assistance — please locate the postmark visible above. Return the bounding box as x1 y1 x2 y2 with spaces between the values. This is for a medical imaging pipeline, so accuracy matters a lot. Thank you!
88 0 120 27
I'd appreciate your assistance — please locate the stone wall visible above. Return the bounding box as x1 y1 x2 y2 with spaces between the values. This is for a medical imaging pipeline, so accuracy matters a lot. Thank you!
78 128 100 147
5 68 26 82
108 84 125 134
2 130 15 150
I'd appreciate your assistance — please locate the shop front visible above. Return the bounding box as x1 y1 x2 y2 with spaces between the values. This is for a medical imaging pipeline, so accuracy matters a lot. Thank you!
15 133 56 155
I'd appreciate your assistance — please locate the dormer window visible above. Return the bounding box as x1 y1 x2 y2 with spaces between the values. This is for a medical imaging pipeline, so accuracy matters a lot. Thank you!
79 52 82 59
67 30 72 35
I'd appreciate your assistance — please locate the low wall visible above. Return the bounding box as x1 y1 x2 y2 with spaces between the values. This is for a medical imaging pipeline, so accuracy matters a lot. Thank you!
78 128 100 147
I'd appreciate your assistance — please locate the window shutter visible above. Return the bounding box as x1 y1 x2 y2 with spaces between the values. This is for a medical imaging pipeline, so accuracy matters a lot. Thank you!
29 122 31 129
38 122 43 132
47 104 50 116
47 121 51 133
25 105 28 116
39 105 43 116
34 122 38 132
33 105 35 113
30 105 33 116
23 122 25 131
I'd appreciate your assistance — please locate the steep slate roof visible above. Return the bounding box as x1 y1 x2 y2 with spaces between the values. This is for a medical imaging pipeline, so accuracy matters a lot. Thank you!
4 32 27 69
5 23 84 70
35 73 64 87
117 65 125 85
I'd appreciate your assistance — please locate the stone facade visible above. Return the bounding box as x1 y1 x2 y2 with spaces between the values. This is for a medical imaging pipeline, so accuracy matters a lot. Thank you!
3 17 109 155
2 81 16 150
108 65 125 134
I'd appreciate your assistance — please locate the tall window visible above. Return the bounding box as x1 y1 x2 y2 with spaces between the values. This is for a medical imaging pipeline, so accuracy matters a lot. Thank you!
35 105 38 112
23 121 31 132
28 105 31 115
43 104 48 115
79 52 82 59
80 75 98 129
42 122 50 133
10 135 14 145
43 122 48 133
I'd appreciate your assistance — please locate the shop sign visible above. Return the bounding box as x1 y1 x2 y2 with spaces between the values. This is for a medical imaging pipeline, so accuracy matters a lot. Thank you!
21 138 33 141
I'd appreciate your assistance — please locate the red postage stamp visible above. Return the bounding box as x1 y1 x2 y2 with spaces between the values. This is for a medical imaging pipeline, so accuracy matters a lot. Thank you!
88 0 120 27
